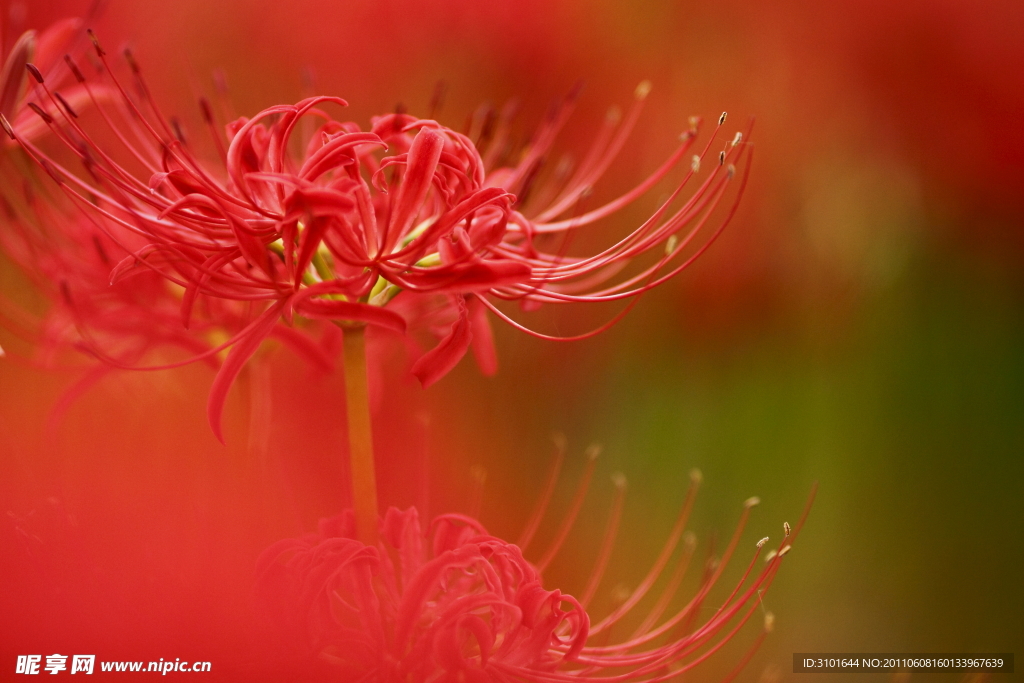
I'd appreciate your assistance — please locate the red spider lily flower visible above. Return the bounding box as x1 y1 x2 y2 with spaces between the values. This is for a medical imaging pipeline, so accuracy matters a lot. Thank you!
257 453 814 682
3 35 752 440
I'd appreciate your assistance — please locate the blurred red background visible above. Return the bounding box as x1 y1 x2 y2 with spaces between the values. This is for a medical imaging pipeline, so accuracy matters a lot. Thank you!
2 0 1022 680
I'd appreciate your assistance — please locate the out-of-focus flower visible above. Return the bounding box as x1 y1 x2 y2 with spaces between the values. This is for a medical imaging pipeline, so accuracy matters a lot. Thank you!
2 35 752 438
258 459 808 682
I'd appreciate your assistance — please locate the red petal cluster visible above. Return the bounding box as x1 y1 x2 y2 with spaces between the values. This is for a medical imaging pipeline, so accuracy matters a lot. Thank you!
258 508 588 681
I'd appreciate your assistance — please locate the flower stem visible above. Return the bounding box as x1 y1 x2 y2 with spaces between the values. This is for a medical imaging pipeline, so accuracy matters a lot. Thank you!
343 325 378 545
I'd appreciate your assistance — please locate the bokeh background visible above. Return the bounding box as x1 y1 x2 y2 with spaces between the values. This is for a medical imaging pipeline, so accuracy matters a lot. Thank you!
1 0 1022 680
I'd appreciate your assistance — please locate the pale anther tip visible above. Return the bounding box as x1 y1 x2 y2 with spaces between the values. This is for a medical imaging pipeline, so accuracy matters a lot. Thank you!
634 80 652 100
689 468 703 485
664 235 678 256
611 472 627 489
783 521 791 537
745 496 761 508
757 536 770 548
683 530 697 547
778 544 792 557
690 155 700 173
764 612 775 633
764 549 778 563
727 163 736 179
585 443 602 460
732 131 743 146
719 111 727 125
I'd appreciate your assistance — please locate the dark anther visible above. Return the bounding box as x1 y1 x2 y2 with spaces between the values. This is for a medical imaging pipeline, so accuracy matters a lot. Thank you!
477 106 497 149
64 55 86 83
171 117 187 144
0 114 14 140
92 235 110 265
124 48 140 75
199 97 214 125
55 92 78 118
41 159 63 185
514 157 545 209
0 196 15 221
79 142 95 165
81 153 100 182
87 29 105 57
27 102 52 125
428 81 448 120
393 103 407 133
25 63 44 84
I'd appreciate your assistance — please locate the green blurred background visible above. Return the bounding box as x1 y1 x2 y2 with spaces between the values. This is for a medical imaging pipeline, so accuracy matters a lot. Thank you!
2 0 1022 680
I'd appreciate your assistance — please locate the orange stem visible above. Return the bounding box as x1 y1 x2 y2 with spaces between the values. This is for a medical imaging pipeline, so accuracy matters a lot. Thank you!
343 325 378 545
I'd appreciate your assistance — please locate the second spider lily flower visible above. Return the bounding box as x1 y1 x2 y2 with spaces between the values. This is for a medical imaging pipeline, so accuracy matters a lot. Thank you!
257 449 814 682
4 35 752 441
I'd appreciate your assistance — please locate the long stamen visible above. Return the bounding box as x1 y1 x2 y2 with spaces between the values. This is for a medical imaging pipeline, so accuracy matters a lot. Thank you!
517 433 566 551
535 443 600 572
579 471 627 608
